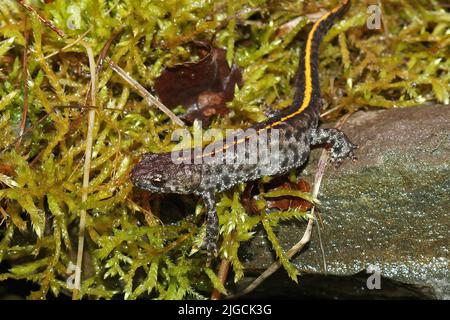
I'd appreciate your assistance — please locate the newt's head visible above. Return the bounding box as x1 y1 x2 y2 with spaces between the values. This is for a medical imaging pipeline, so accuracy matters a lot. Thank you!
130 152 201 194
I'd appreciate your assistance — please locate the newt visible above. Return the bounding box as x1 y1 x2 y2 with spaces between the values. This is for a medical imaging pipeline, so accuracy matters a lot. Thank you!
131 0 356 259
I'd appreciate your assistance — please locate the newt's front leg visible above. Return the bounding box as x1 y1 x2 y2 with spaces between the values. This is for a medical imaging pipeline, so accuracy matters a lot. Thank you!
310 128 358 164
203 191 219 260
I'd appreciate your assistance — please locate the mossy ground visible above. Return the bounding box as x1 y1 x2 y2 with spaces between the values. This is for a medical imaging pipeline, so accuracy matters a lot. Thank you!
0 0 448 299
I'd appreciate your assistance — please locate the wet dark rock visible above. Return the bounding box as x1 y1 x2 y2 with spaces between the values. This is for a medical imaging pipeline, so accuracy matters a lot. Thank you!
231 269 436 299
240 104 450 299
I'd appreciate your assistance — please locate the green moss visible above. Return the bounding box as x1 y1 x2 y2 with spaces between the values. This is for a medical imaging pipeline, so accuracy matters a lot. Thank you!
0 0 448 299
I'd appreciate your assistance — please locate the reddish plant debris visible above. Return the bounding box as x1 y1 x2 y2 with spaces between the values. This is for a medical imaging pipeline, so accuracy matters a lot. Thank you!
265 180 312 212
154 42 242 127
242 182 260 215
0 164 15 176
243 178 313 215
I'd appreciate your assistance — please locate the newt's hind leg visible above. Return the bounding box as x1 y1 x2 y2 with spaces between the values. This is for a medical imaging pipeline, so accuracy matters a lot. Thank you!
310 128 358 164
203 192 219 261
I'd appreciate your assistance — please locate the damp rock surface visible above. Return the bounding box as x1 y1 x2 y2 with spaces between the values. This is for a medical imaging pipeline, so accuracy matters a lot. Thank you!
241 104 450 299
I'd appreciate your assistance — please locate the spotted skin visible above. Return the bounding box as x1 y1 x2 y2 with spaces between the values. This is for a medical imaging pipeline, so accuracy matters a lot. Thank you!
131 0 356 260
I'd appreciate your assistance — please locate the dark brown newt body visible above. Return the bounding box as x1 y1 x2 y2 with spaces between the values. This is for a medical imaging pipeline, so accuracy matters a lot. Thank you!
131 0 356 258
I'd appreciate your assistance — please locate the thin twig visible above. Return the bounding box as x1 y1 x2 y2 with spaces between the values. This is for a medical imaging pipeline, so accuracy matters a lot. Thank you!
83 30 122 107
210 259 231 300
313 112 354 272
56 31 123 144
276 11 326 38
72 42 97 300
310 145 331 273
107 58 185 127
228 220 314 299
320 105 341 118
15 0 66 38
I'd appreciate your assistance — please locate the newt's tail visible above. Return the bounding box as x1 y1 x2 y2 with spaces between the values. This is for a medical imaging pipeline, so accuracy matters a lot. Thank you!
287 0 351 119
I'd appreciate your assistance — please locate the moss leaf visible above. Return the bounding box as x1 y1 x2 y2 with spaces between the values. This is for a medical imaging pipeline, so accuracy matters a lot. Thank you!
17 194 45 237
204 267 227 295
